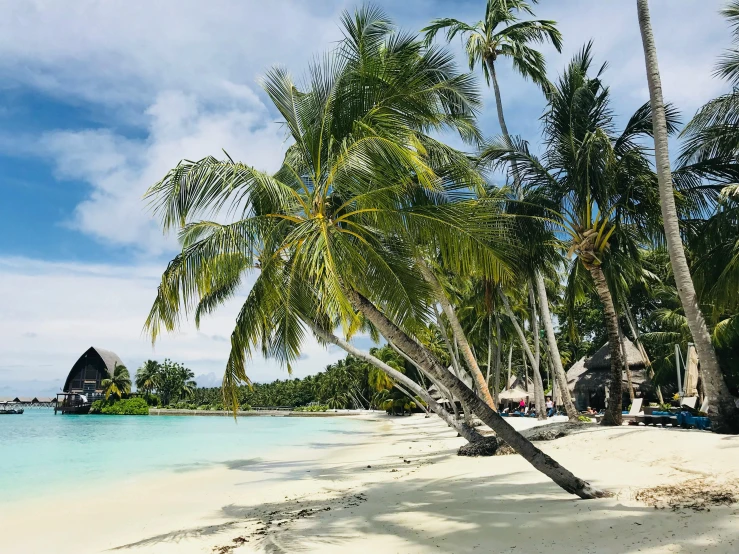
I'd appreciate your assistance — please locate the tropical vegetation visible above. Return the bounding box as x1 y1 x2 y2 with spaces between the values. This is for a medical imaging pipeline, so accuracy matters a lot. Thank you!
134 359 197 406
142 1 739 499
90 397 149 415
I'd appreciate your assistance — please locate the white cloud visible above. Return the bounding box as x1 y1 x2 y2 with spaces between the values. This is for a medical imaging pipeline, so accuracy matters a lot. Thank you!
39 90 288 253
0 0 345 109
0 257 348 396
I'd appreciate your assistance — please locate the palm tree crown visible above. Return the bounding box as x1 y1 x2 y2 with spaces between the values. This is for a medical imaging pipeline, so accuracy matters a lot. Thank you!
422 0 562 89
101 362 132 400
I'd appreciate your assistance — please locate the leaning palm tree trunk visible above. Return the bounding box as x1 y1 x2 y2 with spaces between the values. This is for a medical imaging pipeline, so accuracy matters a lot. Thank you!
494 313 502 403
637 0 738 434
311 324 482 443
418 260 497 409
499 290 545 417
528 284 548 420
589 265 624 425
436 311 473 424
348 289 605 499
535 272 578 419
394 382 429 416
390 340 461 423
507 343 513 390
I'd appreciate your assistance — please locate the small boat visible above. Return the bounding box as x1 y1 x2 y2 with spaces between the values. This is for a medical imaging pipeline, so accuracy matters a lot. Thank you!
0 401 24 414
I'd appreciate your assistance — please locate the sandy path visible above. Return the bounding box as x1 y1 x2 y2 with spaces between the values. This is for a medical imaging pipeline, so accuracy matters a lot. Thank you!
4 414 739 553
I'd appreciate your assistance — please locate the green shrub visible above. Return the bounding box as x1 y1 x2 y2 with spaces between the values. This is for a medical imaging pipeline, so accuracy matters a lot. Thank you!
577 415 593 423
293 404 329 412
89 399 105 414
92 397 149 415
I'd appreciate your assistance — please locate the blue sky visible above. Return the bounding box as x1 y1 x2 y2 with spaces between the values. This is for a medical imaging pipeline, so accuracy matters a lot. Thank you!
0 0 731 396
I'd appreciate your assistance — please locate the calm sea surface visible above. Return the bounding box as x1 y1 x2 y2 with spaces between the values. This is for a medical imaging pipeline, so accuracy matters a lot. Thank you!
0 410 367 502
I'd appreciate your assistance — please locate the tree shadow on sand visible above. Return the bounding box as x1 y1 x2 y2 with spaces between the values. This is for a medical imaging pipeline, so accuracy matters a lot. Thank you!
110 450 739 553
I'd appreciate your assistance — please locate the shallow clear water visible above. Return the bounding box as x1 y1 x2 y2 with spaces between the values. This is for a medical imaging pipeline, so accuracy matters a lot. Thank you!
0 410 365 502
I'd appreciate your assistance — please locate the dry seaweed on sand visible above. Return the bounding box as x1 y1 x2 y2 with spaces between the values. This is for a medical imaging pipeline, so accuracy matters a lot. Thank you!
635 478 739 511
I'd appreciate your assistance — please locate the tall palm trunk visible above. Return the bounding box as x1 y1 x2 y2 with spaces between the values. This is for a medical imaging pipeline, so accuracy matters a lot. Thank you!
528 284 548 419
623 300 664 404
437 311 473 424
618 326 636 402
535 272 578 419
347 289 605 499
311 323 482 443
494 313 502 403
636 0 738 434
507 343 513 389
588 265 624 425
499 290 544 417
418 260 497 409
486 58 522 191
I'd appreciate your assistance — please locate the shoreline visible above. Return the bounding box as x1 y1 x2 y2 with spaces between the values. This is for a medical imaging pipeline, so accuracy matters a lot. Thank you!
148 408 369 417
3 413 738 553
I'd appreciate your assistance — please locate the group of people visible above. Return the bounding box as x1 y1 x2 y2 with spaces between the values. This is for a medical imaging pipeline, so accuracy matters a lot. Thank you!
500 396 559 417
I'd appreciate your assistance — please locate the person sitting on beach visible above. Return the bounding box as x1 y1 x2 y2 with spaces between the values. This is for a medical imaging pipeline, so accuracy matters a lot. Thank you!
586 406 597 415
545 397 555 417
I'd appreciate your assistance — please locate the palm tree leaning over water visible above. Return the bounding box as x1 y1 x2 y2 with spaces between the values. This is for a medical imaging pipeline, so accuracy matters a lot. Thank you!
636 0 739 433
102 362 132 400
144 7 603 499
423 0 578 420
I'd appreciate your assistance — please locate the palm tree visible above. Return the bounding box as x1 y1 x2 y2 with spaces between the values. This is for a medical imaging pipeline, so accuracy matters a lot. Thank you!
423 1 573 420
482 45 666 425
423 0 562 184
144 7 603 499
637 0 739 433
135 360 160 397
101 362 132 400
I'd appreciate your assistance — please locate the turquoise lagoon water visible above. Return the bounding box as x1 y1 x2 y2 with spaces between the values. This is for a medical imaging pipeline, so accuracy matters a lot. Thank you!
0 410 367 502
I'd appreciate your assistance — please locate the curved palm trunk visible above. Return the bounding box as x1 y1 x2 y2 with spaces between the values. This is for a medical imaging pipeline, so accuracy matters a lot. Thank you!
528 284 548 420
588 265 624 425
499 290 544 416
310 323 482 443
418 260 497 409
535 272 579 420
637 0 738 434
348 289 605 499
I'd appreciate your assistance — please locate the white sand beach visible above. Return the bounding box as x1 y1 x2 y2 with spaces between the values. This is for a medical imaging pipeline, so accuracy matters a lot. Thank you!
4 414 739 554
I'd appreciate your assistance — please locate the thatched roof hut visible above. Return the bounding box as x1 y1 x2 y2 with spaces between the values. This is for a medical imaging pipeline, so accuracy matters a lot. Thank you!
499 387 530 401
566 337 651 409
507 375 534 392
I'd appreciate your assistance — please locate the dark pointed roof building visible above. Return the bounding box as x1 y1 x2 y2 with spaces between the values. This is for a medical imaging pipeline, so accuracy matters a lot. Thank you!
63 347 124 396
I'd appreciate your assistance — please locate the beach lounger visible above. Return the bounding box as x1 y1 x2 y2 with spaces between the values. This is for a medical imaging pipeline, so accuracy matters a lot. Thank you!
622 398 643 425
680 396 698 410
